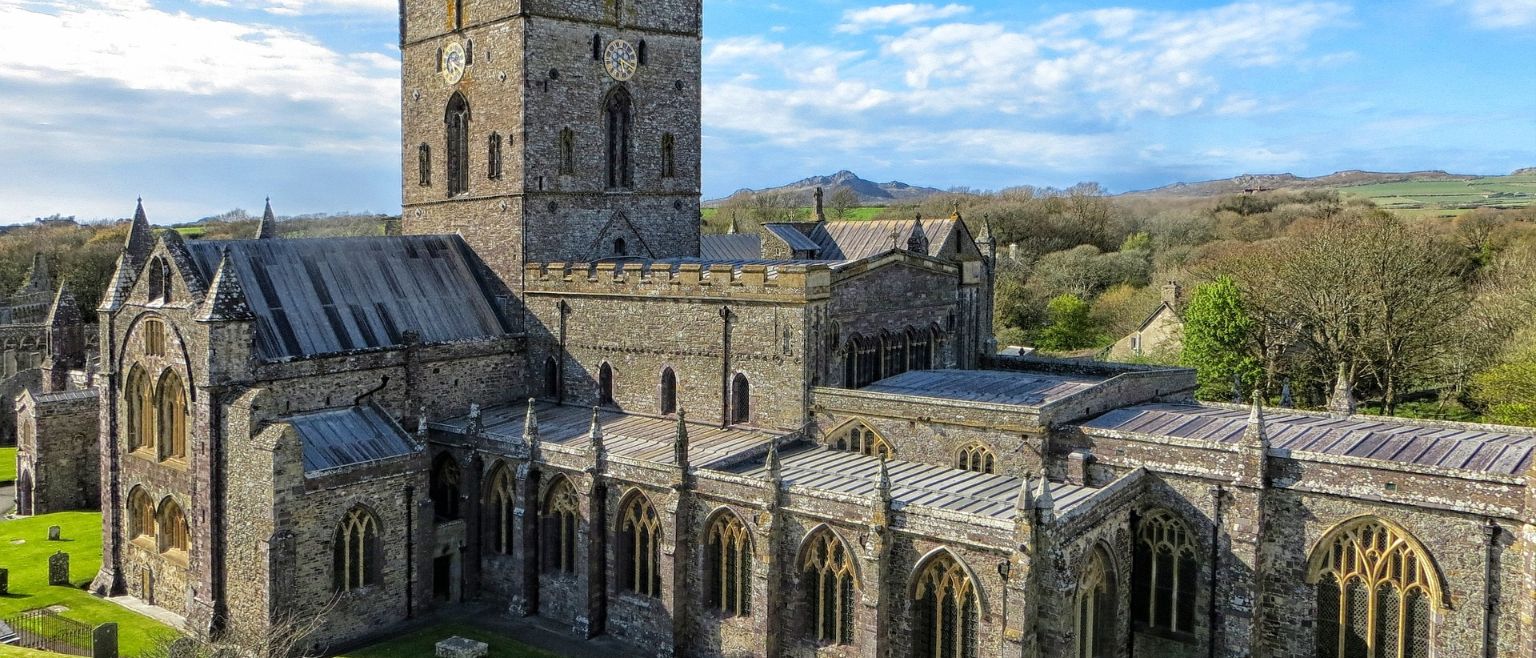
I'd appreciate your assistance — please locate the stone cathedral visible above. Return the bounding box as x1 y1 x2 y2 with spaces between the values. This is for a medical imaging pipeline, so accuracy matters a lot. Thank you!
78 0 1536 657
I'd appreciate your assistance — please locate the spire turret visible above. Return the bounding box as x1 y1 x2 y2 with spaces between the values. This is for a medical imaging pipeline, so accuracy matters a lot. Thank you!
196 247 255 322
907 214 929 254
256 198 279 240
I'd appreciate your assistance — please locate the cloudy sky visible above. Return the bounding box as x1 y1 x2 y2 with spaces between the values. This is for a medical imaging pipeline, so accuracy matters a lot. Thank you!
0 0 1532 223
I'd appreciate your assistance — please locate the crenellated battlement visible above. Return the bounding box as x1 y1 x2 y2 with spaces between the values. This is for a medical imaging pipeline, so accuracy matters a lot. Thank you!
523 260 834 301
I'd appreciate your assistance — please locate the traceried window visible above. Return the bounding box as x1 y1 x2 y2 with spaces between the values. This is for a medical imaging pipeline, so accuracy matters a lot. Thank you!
598 362 615 406
1311 517 1440 658
802 527 857 646
157 497 188 556
913 552 979 658
419 144 432 187
828 420 892 460
141 318 166 356
559 128 576 176
729 373 751 425
659 367 677 416
334 507 381 591
126 365 154 453
486 463 516 555
487 132 503 181
844 334 880 388
156 370 187 462
908 327 931 371
955 443 995 474
1076 545 1117 658
617 492 662 597
541 477 580 574
1133 509 1198 634
603 87 633 189
661 133 676 179
127 487 155 542
706 511 752 617
432 454 463 521
445 93 470 197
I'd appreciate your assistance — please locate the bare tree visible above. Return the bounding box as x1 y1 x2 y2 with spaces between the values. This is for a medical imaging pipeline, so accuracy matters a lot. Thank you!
146 597 338 658
828 187 860 220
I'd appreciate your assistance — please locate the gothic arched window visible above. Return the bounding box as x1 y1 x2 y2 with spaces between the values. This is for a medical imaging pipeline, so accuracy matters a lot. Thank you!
418 143 432 187
156 370 187 462
157 497 188 556
544 356 561 399
559 128 576 176
802 527 857 646
598 362 615 406
541 477 580 574
125 365 154 453
445 93 471 197
659 367 677 416
487 132 503 180
661 133 676 179
882 331 907 379
828 420 892 460
486 463 516 555
147 257 169 303
617 491 662 597
141 318 166 356
603 87 633 189
908 327 931 371
1133 509 1198 634
846 334 880 388
706 510 752 616
127 486 155 541
955 443 995 474
729 373 751 425
913 552 979 658
1310 517 1440 658
334 507 381 591
1076 545 1117 658
431 453 463 521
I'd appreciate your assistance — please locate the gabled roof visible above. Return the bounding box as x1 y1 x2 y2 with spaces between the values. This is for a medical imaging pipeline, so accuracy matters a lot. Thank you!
183 235 508 361
700 234 762 260
763 224 823 252
289 405 418 475
810 218 959 261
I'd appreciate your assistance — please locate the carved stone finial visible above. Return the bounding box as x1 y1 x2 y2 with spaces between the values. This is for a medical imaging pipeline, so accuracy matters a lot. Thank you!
674 409 690 470
765 441 781 483
907 215 929 254
1328 364 1357 416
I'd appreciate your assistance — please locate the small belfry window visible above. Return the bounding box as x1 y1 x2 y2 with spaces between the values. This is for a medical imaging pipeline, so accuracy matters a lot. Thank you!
146 257 171 303
541 477 580 574
559 128 575 175
418 144 432 187
828 420 893 460
706 511 752 616
445 93 471 197
913 553 979 658
661 133 676 179
598 362 615 406
486 464 515 555
334 507 381 591
1311 517 1440 658
659 367 677 415
603 87 634 189
1133 509 1199 634
487 132 503 180
618 492 662 598
802 528 857 646
955 443 995 474
729 373 751 425
613 238 628 257
156 370 188 462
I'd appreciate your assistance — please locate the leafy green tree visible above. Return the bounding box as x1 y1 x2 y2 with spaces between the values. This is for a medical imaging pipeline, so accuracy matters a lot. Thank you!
1181 276 1263 400
1471 346 1536 426
1035 294 1098 352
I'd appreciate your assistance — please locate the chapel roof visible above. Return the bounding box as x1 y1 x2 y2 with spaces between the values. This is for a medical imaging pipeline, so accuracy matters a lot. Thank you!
862 368 1106 407
289 405 419 475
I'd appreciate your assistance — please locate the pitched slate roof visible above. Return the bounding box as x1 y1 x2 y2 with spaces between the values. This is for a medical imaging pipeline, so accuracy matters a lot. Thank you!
184 236 507 361
863 369 1104 407
290 405 418 475
810 219 958 261
699 234 763 260
1080 403 1536 475
729 444 1099 518
763 224 823 252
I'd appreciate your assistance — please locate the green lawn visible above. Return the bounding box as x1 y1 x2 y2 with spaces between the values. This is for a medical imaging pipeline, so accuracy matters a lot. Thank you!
1 446 15 484
338 623 564 658
0 645 61 657
0 512 179 656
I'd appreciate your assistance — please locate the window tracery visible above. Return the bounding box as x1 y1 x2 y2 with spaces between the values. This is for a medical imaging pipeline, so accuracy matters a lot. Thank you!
913 552 979 658
1311 517 1440 658
445 93 470 197
1132 509 1198 634
334 507 380 591
157 497 188 556
156 370 187 462
706 511 752 616
1076 546 1116 658
618 492 662 597
801 528 857 645
486 464 515 555
955 443 995 474
126 365 153 453
127 487 154 541
828 420 892 460
431 454 462 521
541 477 580 574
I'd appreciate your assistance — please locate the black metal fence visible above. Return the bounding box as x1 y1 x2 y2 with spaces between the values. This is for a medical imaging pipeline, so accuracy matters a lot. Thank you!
3 608 93 656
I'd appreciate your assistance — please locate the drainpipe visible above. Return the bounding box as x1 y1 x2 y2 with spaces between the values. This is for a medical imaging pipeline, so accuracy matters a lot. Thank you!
405 485 416 617
1484 518 1500 658
1208 485 1224 658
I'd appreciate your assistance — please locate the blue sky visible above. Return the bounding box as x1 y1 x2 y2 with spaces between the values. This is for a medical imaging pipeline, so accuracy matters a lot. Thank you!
0 0 1531 223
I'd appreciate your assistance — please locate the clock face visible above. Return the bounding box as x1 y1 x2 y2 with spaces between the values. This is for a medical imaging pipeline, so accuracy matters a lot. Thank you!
442 42 466 84
604 39 638 82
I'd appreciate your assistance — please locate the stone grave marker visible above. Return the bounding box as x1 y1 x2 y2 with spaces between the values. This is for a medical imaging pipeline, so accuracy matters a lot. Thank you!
92 622 118 658
0 567 8 594
48 551 70 585
435 636 489 658
48 525 61 541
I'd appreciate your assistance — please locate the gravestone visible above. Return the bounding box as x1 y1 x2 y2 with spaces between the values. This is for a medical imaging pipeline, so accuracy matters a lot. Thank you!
48 525 61 541
91 622 118 658
0 567 8 594
435 636 489 658
48 551 69 585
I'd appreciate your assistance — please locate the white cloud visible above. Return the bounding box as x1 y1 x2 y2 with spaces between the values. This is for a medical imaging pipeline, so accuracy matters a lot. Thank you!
1456 0 1536 29
190 0 395 16
837 3 971 34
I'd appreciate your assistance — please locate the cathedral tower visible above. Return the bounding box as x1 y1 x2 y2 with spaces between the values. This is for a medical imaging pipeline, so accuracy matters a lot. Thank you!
400 0 703 296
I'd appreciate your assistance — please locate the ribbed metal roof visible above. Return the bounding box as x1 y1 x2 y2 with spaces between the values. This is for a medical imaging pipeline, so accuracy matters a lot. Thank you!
763 224 823 252
31 389 98 403
1080 403 1536 475
185 236 508 361
730 444 1097 518
290 405 417 475
864 369 1103 407
699 234 763 260
810 219 957 261
434 403 777 466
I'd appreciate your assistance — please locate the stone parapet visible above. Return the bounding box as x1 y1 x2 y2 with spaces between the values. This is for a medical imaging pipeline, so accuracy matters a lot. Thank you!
523 261 832 302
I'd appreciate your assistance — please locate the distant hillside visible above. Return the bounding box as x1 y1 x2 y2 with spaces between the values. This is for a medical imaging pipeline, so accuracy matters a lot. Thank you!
1121 169 1501 197
704 170 944 207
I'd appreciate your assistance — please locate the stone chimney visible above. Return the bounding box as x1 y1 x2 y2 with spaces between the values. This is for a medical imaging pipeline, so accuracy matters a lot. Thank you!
1162 280 1184 307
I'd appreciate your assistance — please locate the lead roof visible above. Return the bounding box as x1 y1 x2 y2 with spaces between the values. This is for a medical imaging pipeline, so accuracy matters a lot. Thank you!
863 369 1105 407
290 405 418 475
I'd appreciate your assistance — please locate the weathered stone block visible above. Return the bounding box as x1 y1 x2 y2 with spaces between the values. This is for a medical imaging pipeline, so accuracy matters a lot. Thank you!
48 525 61 541
434 636 489 658
0 567 8 594
48 551 69 586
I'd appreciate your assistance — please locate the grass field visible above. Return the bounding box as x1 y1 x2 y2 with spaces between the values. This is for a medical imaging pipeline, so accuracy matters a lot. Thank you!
1338 174 1536 214
337 623 564 658
1 446 15 484
0 512 179 656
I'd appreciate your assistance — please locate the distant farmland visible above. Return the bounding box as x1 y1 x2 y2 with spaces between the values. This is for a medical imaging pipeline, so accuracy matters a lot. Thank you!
1337 173 1536 218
